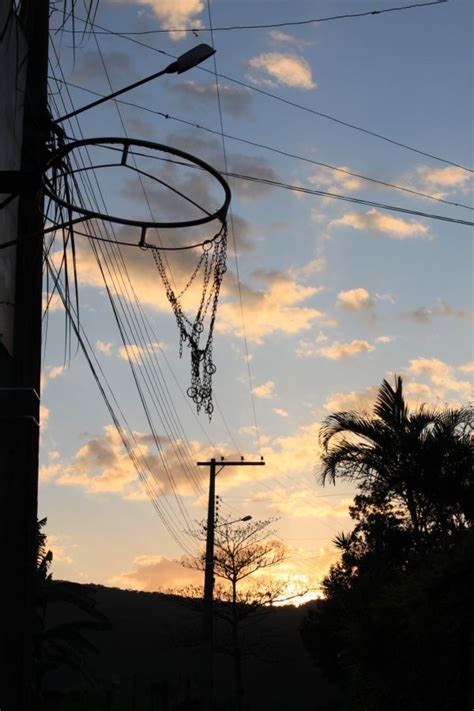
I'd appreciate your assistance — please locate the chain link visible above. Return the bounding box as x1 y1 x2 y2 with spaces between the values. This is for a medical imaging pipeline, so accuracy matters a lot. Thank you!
149 223 228 418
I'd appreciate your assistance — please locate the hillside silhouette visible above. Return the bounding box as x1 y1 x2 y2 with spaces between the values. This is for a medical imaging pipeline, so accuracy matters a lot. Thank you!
42 583 340 710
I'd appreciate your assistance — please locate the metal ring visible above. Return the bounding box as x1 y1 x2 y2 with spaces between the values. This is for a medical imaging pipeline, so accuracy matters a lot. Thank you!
43 137 231 234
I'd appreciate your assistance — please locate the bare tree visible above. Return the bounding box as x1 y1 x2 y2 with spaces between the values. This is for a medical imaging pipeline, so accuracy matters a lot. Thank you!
182 518 293 711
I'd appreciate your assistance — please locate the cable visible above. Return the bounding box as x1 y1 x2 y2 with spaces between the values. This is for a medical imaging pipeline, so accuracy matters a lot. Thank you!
57 17 472 174
64 143 474 228
48 77 473 213
206 0 262 455
47 54 209 526
52 2 448 35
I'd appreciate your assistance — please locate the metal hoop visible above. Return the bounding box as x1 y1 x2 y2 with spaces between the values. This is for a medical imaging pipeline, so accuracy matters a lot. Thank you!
43 137 231 234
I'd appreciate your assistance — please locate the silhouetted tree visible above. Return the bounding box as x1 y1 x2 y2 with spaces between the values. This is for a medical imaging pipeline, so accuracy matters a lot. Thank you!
183 518 291 711
34 518 110 707
319 376 473 542
301 377 474 710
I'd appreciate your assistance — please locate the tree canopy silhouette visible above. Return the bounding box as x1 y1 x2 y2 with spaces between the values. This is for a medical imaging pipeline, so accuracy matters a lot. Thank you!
302 377 474 710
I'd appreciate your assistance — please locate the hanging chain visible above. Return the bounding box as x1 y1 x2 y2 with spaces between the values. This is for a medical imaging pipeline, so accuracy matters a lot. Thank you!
148 223 228 418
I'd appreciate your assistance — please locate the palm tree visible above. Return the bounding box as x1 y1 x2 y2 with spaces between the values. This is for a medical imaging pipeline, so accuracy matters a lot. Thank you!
319 376 473 541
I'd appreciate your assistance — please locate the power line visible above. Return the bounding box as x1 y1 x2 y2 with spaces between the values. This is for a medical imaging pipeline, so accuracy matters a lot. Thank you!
206 0 262 456
57 17 472 174
52 1 448 35
54 141 473 228
47 76 474 213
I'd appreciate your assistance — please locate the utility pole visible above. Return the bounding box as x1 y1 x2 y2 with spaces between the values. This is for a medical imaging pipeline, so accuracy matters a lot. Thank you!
0 1 49 709
196 456 265 710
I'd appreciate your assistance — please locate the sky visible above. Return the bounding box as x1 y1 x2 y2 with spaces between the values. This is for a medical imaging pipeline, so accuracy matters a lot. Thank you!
39 0 472 600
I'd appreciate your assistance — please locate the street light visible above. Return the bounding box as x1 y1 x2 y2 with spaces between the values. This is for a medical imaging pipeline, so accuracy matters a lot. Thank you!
214 515 252 529
56 43 216 124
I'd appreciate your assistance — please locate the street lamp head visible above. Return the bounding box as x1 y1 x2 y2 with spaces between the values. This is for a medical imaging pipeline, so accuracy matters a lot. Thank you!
241 515 252 522
165 44 216 75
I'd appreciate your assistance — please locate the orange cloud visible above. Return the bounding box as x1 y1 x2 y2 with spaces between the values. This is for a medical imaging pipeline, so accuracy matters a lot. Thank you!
336 287 374 311
298 338 375 360
252 380 276 399
330 209 429 239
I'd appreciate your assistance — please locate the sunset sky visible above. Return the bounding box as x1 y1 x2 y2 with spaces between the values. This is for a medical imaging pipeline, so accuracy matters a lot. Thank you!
40 0 472 598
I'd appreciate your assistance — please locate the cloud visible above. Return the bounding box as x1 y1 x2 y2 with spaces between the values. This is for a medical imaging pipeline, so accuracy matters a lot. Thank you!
268 30 313 49
323 385 379 413
416 165 472 189
96 340 113 355
216 271 330 344
309 166 363 193
43 426 277 500
111 0 204 40
375 335 393 344
42 292 63 313
330 209 429 239
403 298 470 323
46 534 74 565
298 256 327 275
458 361 474 373
172 80 253 116
407 357 472 402
118 342 166 364
265 488 353 520
298 338 375 360
336 288 374 311
71 50 133 84
40 405 50 429
248 53 317 89
273 408 288 417
322 358 472 416
252 380 276 399
109 553 202 592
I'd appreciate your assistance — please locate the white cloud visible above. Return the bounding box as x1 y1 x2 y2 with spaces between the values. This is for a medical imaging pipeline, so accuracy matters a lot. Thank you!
330 209 430 239
252 380 276 399
336 287 374 311
458 361 474 373
248 53 316 89
298 338 375 360
96 340 113 355
376 335 393 344
111 0 204 40
273 408 288 417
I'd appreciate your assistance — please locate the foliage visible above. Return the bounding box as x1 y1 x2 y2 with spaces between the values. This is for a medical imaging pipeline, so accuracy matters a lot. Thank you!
34 518 110 705
301 377 474 710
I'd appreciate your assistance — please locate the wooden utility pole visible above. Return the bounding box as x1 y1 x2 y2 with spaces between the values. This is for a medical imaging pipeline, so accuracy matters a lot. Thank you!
0 2 49 709
196 457 265 710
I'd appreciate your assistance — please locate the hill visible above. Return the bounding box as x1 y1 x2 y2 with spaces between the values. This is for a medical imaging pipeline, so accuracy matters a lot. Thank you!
42 583 341 710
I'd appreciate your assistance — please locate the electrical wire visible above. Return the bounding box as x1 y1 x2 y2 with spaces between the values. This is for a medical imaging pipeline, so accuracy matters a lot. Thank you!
47 77 473 213
57 16 473 174
52 1 448 35
205 0 262 455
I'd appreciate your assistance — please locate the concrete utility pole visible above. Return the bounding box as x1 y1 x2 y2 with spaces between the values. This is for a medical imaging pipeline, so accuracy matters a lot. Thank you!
196 457 265 709
0 1 49 709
